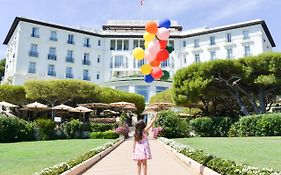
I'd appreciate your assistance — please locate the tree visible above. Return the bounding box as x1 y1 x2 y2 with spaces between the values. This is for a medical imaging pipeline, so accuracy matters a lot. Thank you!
173 52 281 116
149 89 173 104
0 85 26 104
0 59 6 80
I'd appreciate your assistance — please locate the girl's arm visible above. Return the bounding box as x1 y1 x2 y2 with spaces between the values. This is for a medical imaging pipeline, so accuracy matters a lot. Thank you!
144 112 158 132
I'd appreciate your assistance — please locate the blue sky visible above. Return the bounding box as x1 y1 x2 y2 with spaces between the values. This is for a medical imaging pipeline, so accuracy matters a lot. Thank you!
0 0 280 58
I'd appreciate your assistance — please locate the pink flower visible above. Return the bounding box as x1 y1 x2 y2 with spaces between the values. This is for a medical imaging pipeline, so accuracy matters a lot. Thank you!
152 127 163 138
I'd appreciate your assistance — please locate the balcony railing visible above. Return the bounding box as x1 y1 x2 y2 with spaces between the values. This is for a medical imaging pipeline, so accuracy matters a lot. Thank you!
31 34 39 38
66 57 74 63
48 54 57 60
67 40 75 44
83 43 91 48
66 73 74 78
82 59 91 65
50 37 57 41
28 69 36 74
83 76 91 81
29 51 38 57
48 71 56 76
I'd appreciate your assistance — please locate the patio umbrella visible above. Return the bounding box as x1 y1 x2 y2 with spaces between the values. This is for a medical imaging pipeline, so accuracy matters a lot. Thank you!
0 101 18 108
148 102 174 112
78 103 110 109
124 105 137 112
52 104 74 111
110 101 135 108
71 106 93 113
26 102 48 109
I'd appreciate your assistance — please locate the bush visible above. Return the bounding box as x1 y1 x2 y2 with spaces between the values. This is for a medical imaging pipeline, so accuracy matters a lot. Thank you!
90 130 119 139
63 119 82 139
190 117 236 137
155 110 189 138
91 118 116 124
35 118 56 140
91 123 117 132
0 116 35 142
0 85 26 104
115 125 129 138
228 113 281 137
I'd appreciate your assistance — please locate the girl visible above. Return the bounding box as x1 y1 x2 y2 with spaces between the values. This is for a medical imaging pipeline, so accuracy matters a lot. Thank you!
133 112 158 175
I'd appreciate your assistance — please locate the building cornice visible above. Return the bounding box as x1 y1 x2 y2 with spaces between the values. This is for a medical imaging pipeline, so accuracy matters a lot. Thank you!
3 17 276 47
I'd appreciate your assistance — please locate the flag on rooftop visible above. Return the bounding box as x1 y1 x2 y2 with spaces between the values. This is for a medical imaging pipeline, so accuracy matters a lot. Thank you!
140 0 144 6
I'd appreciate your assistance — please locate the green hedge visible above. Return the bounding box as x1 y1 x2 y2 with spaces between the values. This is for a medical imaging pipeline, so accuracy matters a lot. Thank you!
0 116 35 142
155 110 189 138
90 130 119 139
0 85 26 104
190 117 236 137
228 113 281 137
91 123 118 132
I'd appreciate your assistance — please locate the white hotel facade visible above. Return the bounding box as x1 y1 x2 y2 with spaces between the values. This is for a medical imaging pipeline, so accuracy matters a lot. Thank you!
2 17 275 102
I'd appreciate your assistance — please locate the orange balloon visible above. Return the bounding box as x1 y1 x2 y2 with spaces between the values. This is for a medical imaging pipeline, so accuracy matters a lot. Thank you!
150 60 160 67
145 21 158 34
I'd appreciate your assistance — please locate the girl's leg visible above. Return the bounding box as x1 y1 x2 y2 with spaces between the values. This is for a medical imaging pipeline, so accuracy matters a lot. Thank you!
142 160 147 175
137 160 141 175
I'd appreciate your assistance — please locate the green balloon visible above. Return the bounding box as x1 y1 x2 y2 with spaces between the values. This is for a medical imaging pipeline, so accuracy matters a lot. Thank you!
166 44 174 53
160 70 170 81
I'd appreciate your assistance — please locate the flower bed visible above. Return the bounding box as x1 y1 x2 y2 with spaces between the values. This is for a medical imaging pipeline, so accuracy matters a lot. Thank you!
158 137 280 175
34 138 122 175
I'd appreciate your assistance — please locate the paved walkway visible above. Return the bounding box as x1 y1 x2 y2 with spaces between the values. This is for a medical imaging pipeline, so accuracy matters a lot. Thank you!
81 138 196 175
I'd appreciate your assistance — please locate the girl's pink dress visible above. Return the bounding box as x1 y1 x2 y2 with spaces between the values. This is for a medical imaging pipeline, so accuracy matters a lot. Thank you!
133 133 152 160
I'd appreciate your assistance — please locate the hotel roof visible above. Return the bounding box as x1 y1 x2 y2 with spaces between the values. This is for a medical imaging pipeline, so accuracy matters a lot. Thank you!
3 17 276 47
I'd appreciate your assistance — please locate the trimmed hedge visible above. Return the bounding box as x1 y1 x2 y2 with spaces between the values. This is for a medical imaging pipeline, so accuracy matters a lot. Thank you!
190 117 237 137
0 85 26 104
228 113 281 137
0 116 35 142
90 130 119 139
91 123 118 132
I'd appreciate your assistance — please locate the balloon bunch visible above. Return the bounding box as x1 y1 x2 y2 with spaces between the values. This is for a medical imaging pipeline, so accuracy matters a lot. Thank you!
132 19 174 83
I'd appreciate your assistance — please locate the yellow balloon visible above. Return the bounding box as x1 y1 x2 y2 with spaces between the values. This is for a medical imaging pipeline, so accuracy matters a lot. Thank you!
143 32 155 42
140 64 152 75
133 47 145 60
144 41 149 49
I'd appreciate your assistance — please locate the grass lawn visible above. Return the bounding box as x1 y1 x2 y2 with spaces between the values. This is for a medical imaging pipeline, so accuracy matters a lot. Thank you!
174 137 281 171
0 139 114 175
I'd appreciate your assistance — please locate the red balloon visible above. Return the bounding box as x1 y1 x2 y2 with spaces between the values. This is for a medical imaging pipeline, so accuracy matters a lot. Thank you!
155 49 169 62
159 40 168 49
150 60 160 67
151 67 163 79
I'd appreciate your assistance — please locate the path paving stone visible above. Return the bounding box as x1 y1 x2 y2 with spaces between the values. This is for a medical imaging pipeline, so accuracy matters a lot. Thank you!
82 138 196 175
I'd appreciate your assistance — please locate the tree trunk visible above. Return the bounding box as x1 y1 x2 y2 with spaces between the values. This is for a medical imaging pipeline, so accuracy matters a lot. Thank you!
228 89 250 115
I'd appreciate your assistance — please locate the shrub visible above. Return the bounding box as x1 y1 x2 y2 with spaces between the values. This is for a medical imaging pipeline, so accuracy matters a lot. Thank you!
91 118 116 123
35 118 56 140
90 130 119 139
0 85 26 104
190 117 236 137
0 116 35 142
91 123 117 132
155 110 189 138
115 125 129 138
63 119 82 139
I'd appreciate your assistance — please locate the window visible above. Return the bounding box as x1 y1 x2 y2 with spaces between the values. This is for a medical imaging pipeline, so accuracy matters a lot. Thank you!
210 51 216 60
98 40 101 46
114 55 123 68
137 59 145 68
140 40 145 49
156 86 168 93
82 53 90 65
116 86 129 92
135 86 149 103
227 48 233 59
97 55 100 63
124 40 129 50
226 33 232 43
170 57 174 68
161 60 169 67
244 46 251 57
66 50 74 63
31 27 39 38
183 40 186 47
194 39 199 48
133 40 139 48
97 71 100 80
84 38 91 47
183 55 187 64
110 40 116 50
28 62 36 73
50 31 57 41
210 36 216 45
169 40 174 47
83 69 90 81
195 53 200 63
48 65 56 76
67 34 74 44
243 30 249 40
117 40 122 50
29 44 38 57
66 67 73 78
48 47 56 60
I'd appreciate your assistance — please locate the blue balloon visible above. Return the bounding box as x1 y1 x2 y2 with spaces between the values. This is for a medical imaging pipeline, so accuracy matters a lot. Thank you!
159 19 171 29
144 74 154 83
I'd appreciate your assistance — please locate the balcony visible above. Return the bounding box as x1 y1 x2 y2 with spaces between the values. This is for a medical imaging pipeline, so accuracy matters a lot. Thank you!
31 34 39 38
82 59 91 65
28 68 36 74
83 43 91 48
83 76 91 81
48 71 56 76
29 51 38 57
50 37 57 41
48 54 57 60
66 57 74 63
66 73 74 78
67 40 75 44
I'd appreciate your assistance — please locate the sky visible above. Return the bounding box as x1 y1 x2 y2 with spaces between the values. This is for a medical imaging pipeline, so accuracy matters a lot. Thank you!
0 0 280 59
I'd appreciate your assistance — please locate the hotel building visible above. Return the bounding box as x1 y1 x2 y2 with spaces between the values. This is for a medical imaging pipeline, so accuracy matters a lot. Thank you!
2 17 275 103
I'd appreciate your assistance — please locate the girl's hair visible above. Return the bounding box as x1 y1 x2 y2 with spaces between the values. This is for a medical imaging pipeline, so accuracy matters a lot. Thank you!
134 120 146 142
